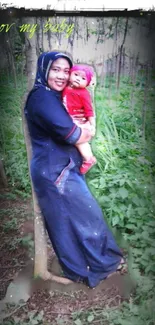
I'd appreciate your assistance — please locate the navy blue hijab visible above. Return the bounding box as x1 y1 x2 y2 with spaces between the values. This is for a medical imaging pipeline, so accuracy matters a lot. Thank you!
34 51 73 91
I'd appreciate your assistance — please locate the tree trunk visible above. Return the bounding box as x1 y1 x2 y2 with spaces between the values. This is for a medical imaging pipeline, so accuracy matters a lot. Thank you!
23 19 73 284
116 17 129 90
108 57 113 101
68 17 76 55
88 71 96 105
115 49 120 89
5 33 17 88
47 29 52 51
142 64 149 142
122 47 126 77
130 54 139 113
40 17 44 52
0 159 8 189
129 53 133 79
23 18 49 280
100 57 104 87
112 17 118 91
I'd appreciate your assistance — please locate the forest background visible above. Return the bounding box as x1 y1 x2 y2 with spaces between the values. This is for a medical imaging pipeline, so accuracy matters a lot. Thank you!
0 12 155 325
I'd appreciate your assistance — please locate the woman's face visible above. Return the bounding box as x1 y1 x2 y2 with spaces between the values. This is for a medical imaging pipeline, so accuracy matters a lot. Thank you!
47 58 70 91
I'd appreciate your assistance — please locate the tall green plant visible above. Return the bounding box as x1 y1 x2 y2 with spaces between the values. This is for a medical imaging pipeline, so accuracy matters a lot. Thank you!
88 75 155 277
0 76 29 194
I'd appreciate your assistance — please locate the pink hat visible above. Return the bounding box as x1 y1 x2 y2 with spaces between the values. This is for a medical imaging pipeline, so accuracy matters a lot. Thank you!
70 64 94 86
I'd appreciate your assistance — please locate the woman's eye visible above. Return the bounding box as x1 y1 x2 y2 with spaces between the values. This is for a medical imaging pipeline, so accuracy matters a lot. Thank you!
82 78 86 80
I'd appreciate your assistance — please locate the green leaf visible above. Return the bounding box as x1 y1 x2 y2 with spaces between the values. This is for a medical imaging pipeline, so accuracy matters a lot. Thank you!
36 310 44 321
144 247 155 256
99 177 106 188
31 320 38 325
57 319 65 325
98 195 110 203
119 178 126 186
145 264 155 273
126 224 136 230
112 215 119 226
29 311 37 320
132 196 140 206
74 319 83 325
118 187 129 199
147 221 155 227
136 208 147 216
87 314 95 323
141 231 149 240
133 248 143 256
113 319 131 325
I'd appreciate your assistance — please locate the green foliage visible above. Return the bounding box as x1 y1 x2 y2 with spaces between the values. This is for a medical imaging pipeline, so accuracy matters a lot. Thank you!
0 75 30 195
3 218 18 232
1 310 44 325
88 74 155 276
85 74 155 324
8 234 34 256
70 288 155 324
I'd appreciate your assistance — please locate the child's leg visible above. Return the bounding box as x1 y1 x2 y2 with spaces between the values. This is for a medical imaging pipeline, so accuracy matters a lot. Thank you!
74 121 97 174
75 142 93 161
75 142 96 174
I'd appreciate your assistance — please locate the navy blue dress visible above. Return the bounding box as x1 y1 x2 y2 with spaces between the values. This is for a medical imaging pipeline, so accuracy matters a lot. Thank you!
25 52 123 288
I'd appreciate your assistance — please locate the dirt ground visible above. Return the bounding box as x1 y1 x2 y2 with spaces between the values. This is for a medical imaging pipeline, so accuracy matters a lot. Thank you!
0 190 134 324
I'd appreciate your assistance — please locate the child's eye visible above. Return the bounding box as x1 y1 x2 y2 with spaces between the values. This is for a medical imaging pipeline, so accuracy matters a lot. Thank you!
75 73 78 76
82 77 86 80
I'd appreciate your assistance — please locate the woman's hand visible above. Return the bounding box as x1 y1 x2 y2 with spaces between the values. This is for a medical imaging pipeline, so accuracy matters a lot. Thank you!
76 125 92 144
79 121 95 137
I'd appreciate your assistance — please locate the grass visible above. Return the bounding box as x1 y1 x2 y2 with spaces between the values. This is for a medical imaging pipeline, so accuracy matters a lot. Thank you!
85 75 155 325
0 74 30 196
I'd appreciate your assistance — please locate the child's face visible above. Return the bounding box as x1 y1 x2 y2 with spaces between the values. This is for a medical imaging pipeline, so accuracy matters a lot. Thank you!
69 70 88 88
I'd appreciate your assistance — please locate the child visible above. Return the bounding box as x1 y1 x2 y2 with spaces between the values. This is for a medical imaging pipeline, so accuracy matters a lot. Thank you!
63 64 96 174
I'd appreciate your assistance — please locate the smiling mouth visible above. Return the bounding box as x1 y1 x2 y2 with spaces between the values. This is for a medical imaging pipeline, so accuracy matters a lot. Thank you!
55 81 65 86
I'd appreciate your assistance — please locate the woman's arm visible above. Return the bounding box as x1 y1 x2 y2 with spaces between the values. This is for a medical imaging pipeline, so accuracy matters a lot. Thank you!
26 88 92 145
76 126 92 144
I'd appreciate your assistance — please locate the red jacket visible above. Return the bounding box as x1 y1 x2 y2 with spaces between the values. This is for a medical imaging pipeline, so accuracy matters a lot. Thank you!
63 87 94 119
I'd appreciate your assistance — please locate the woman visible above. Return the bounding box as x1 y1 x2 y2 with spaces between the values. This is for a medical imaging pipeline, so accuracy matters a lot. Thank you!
24 51 125 288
